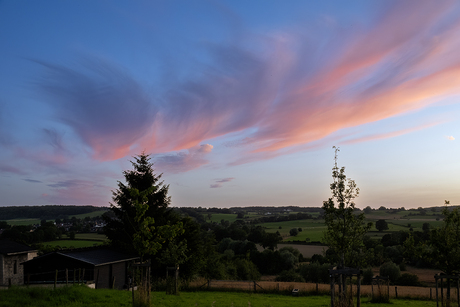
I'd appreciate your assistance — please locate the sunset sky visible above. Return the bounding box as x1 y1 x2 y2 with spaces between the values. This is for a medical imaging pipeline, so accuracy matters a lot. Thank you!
1 0 459 209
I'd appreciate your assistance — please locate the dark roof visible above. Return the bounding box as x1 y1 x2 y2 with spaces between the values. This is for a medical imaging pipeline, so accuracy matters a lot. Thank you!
62 248 138 266
24 248 138 267
0 239 37 255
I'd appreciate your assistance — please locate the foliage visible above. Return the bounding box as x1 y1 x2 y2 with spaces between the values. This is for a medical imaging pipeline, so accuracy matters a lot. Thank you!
375 219 389 232
289 228 299 236
299 262 331 283
362 267 374 285
428 201 460 275
104 153 183 258
275 269 305 282
379 261 401 283
322 147 372 268
0 205 106 221
396 273 421 286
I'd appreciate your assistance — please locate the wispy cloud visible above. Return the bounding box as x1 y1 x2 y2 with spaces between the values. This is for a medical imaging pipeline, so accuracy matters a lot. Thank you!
447 136 455 141
23 179 42 183
210 177 235 188
34 57 157 161
154 144 214 173
30 0 460 171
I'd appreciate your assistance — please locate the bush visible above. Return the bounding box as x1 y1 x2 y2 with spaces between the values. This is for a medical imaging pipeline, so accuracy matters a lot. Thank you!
379 261 400 283
289 228 299 236
399 262 406 271
299 262 331 283
362 267 373 285
275 270 305 282
397 273 420 286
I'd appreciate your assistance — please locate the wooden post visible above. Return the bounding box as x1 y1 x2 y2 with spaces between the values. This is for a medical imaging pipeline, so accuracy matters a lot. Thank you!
441 277 444 305
357 271 361 307
387 277 390 299
316 282 318 293
436 276 439 307
78 268 81 284
457 276 460 306
73 268 76 285
331 274 335 307
112 276 116 289
54 269 58 289
430 288 432 300
27 274 30 286
95 269 99 289
82 268 85 284
371 282 374 298
66 269 68 285
175 266 179 295
395 286 398 299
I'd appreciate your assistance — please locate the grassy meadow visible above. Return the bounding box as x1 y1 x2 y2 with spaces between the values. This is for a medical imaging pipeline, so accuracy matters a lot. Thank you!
43 240 103 249
0 285 439 307
44 233 108 249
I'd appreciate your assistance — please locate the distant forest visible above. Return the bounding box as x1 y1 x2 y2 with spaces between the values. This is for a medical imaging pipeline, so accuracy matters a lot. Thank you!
0 205 107 220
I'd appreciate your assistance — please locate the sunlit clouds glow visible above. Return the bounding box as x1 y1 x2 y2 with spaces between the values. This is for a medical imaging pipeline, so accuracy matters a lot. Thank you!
0 0 459 207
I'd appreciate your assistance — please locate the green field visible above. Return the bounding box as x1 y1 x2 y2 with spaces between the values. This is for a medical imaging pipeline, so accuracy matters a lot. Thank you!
69 209 108 219
259 220 326 242
44 233 107 249
5 218 41 226
0 286 439 307
43 240 103 249
206 213 239 223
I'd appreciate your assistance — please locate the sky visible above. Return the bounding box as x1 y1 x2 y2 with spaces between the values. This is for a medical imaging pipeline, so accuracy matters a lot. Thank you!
0 0 459 209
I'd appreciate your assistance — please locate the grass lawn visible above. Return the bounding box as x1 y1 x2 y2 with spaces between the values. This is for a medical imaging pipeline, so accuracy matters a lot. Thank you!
0 286 438 307
43 240 103 248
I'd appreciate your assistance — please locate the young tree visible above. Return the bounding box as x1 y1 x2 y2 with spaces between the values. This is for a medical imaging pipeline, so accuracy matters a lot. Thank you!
322 147 372 269
428 200 460 303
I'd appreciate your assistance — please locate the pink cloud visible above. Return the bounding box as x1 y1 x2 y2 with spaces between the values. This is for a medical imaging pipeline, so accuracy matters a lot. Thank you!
33 1 460 171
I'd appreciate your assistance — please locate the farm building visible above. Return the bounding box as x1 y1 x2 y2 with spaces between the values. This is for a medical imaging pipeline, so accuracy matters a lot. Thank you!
22 248 138 289
0 239 38 287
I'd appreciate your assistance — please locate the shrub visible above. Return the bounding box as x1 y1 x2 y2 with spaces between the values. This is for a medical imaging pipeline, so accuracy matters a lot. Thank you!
362 267 373 285
289 228 299 236
397 273 420 286
299 262 330 283
275 270 305 282
379 261 400 283
399 262 406 271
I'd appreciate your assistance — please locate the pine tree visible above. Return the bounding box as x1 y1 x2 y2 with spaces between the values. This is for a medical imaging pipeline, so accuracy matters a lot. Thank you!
104 153 182 257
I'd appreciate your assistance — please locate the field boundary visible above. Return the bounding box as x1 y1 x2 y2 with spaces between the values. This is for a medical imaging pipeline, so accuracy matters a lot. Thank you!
189 279 452 301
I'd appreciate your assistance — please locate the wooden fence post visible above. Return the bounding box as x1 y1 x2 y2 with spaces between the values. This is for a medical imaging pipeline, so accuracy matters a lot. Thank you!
330 274 335 307
66 269 68 285
395 286 398 299
54 269 58 289
357 271 361 307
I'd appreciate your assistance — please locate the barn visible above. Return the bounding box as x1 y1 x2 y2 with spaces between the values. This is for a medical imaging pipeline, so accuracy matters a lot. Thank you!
0 239 38 287
22 248 138 289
